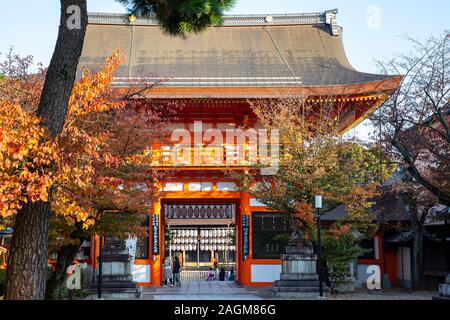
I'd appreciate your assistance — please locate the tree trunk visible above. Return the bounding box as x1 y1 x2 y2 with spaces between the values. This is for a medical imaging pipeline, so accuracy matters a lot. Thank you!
37 0 88 137
45 243 81 300
5 0 88 300
411 221 425 290
5 202 51 300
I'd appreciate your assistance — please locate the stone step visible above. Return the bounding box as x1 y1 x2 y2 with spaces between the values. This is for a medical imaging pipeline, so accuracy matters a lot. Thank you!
87 288 142 299
280 273 319 281
271 286 330 293
92 281 138 289
273 280 320 287
96 275 133 282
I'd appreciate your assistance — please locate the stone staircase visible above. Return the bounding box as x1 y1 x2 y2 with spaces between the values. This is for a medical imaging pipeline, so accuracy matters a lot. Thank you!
90 238 142 299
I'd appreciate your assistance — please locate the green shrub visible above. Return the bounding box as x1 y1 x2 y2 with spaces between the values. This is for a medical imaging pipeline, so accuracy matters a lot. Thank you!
322 231 365 292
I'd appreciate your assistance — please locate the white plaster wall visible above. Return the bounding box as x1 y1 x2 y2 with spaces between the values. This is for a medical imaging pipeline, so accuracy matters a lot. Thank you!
250 198 266 207
217 182 237 191
397 247 411 285
356 264 371 287
132 264 151 283
374 236 380 260
251 264 281 283
188 182 213 191
163 182 184 191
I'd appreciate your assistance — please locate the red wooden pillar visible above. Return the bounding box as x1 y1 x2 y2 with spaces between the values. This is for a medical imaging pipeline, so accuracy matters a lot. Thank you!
150 200 162 286
238 192 252 285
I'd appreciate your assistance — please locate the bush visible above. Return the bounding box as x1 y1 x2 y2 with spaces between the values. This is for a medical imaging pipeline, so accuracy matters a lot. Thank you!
322 231 364 292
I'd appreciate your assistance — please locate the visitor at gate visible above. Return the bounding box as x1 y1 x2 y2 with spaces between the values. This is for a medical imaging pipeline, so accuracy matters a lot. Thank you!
163 257 173 287
219 267 226 281
228 267 235 282
173 256 182 287
207 268 215 281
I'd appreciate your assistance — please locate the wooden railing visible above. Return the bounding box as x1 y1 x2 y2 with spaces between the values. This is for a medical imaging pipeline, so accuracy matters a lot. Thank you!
146 145 279 168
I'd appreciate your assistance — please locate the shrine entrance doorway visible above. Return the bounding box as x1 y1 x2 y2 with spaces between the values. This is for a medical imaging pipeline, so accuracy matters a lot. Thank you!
162 203 237 281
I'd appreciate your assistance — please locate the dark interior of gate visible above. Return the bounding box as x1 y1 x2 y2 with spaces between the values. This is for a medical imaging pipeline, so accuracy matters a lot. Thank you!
163 203 237 281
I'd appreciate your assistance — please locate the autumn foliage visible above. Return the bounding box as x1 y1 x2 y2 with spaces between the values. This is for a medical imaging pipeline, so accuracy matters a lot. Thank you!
1 49 164 236
0 101 57 216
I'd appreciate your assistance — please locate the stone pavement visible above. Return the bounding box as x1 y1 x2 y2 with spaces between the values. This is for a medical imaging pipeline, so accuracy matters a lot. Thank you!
330 288 434 300
142 280 264 300
85 281 437 300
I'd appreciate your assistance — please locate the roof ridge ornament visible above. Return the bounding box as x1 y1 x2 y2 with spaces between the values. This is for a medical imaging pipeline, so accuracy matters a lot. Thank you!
324 9 341 36
88 10 339 32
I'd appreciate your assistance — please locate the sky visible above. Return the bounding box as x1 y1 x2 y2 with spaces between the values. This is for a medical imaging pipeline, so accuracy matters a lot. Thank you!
0 0 449 140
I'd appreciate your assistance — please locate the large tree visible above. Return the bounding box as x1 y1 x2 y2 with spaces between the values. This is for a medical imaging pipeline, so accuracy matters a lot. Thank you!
46 53 168 299
237 98 388 240
370 33 449 289
236 98 388 288
4 0 235 300
1 50 167 299
371 33 449 206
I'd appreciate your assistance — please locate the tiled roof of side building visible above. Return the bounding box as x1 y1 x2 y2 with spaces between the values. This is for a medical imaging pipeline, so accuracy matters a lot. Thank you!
78 10 397 90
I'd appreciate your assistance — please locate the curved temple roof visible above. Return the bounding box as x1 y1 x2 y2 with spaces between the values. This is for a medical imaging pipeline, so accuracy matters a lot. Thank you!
78 10 399 95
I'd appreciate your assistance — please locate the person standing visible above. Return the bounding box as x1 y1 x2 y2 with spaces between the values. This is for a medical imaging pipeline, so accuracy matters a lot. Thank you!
207 268 215 281
219 267 226 281
173 256 182 287
228 267 235 282
163 257 173 287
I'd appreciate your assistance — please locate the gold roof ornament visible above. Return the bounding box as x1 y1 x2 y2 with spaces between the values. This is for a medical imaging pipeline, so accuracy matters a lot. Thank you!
128 14 137 23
